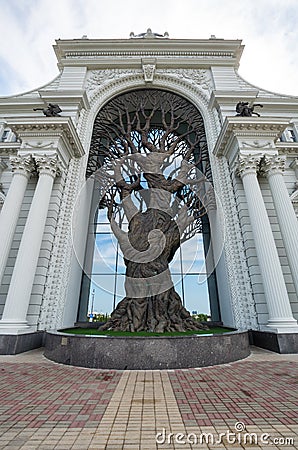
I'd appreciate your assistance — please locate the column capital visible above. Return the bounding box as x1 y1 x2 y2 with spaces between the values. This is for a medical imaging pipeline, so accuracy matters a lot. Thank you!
34 155 61 179
9 155 34 178
261 155 286 177
235 154 262 179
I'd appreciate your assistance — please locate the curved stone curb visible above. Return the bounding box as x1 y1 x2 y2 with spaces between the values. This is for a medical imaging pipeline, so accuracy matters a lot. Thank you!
44 330 250 370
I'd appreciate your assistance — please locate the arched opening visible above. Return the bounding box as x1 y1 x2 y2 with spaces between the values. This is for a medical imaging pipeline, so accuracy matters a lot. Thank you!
78 88 220 330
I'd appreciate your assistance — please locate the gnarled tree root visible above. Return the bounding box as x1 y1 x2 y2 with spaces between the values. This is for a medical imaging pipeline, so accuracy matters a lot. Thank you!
99 287 208 332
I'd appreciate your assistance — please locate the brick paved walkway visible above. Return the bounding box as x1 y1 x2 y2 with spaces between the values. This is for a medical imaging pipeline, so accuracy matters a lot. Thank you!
0 347 297 449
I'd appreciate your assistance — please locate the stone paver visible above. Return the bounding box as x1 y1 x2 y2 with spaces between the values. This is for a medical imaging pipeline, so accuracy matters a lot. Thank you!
0 347 297 449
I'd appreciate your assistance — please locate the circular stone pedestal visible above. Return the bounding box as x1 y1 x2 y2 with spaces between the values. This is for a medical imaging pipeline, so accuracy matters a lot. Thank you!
44 330 250 370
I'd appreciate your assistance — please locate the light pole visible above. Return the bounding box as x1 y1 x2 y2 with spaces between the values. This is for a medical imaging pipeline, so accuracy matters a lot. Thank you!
89 288 95 322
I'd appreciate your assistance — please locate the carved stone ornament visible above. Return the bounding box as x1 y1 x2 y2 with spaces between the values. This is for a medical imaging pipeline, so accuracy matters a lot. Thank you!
23 141 55 150
85 69 142 95
34 155 61 178
235 102 263 117
129 29 169 39
235 154 262 178
260 155 286 177
156 69 213 91
142 63 156 82
241 140 273 149
33 103 62 117
9 155 34 177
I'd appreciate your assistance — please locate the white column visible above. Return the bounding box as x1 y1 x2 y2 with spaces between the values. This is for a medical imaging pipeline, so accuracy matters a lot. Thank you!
0 155 34 285
0 155 60 333
263 155 298 297
237 155 298 332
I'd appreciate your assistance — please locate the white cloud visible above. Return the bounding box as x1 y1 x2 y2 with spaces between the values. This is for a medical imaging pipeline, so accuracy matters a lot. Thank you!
0 0 297 96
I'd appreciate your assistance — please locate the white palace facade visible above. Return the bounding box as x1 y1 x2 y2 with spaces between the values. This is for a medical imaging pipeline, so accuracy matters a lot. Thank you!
0 32 298 353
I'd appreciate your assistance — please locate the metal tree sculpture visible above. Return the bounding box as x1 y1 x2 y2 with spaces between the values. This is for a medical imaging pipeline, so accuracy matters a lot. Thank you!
88 90 214 332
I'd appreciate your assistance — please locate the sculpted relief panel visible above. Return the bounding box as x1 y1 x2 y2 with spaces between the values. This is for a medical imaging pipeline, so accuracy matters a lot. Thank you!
84 68 214 99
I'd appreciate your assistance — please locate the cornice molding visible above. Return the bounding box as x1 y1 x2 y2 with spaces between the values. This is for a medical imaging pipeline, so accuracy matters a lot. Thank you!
213 117 290 158
39 89 90 111
277 142 298 155
5 117 85 159
209 90 259 109
54 38 244 70
0 142 20 156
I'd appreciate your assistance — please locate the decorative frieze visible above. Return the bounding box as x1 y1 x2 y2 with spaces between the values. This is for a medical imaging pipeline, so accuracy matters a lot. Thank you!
241 141 273 150
85 69 142 95
156 69 213 92
23 141 55 150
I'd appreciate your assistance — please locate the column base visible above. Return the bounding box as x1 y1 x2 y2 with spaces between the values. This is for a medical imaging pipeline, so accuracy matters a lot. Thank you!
0 320 35 335
264 317 298 334
250 330 298 354
0 330 44 354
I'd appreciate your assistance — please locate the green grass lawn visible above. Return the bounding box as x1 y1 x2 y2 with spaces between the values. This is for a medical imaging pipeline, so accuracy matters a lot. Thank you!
60 327 234 336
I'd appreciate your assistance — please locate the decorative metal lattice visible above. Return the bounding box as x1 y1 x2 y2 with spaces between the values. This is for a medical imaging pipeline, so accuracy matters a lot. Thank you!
86 89 214 332
87 89 211 181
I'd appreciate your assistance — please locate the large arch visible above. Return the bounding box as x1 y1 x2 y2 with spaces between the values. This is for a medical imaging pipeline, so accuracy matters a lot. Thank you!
77 72 220 154
76 87 221 330
62 73 256 332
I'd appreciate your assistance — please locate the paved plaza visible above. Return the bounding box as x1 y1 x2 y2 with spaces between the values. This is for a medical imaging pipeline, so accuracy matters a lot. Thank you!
0 347 297 449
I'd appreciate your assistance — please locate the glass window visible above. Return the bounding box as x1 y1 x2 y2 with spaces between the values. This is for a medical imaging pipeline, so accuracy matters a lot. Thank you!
289 129 297 142
78 207 218 320
1 130 9 142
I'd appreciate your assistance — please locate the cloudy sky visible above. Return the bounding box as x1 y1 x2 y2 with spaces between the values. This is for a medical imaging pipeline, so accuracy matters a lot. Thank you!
0 0 297 97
